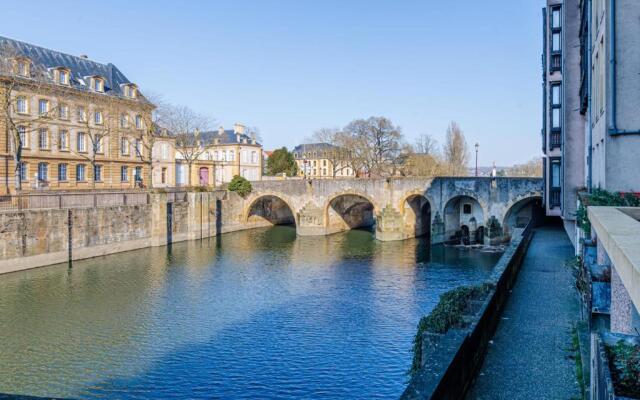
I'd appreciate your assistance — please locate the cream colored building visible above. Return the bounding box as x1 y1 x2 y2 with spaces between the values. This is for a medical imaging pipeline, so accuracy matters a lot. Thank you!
0 36 153 193
151 135 176 188
292 143 354 179
175 124 262 187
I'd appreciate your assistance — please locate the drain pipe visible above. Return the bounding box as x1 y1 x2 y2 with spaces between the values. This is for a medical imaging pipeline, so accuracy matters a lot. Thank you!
608 0 640 135
587 0 593 191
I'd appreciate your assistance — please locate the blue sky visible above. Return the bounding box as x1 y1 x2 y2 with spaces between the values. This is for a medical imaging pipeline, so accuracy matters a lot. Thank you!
3 0 544 166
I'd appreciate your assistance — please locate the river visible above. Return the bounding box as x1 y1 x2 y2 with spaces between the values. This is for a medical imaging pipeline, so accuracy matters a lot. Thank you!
0 226 501 399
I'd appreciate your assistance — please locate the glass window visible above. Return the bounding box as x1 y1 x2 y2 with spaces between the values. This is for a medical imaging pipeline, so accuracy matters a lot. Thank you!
58 164 67 181
161 167 167 184
121 166 129 182
59 130 68 150
37 162 48 181
38 99 49 115
94 78 103 92
58 69 69 85
39 129 48 149
17 125 26 146
551 84 561 106
551 8 561 29
552 33 561 52
551 160 561 188
16 97 27 113
95 137 103 153
120 113 128 128
134 166 142 181
17 60 28 77
552 108 561 129
77 132 86 152
135 115 142 129
77 106 86 122
94 111 102 124
121 137 129 155
19 162 27 181
93 165 102 182
59 104 69 119
134 139 141 155
76 164 86 181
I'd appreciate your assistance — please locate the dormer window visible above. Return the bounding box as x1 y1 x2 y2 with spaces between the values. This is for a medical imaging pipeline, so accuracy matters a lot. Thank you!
56 68 70 85
15 58 30 77
123 84 138 98
92 77 104 92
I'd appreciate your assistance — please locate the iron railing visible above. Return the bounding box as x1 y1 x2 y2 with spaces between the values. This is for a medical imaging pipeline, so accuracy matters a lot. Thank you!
0 191 150 212
549 188 561 208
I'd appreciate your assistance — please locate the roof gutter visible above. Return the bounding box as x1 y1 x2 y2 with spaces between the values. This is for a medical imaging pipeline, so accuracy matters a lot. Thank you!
608 0 640 135
587 0 593 191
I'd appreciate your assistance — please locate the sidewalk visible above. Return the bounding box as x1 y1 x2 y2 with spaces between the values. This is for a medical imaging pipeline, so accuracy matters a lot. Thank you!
467 223 581 400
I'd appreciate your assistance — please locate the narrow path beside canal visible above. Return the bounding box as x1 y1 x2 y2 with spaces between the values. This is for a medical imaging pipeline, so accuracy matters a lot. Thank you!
467 223 581 400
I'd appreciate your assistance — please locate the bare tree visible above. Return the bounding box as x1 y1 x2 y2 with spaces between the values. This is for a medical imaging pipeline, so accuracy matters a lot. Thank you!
400 141 446 177
0 42 52 191
243 125 262 144
164 104 212 186
414 133 438 155
506 157 543 177
442 121 469 176
342 116 403 178
130 93 166 188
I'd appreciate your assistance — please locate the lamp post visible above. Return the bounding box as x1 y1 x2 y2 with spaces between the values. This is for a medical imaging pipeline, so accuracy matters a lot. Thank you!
475 143 479 177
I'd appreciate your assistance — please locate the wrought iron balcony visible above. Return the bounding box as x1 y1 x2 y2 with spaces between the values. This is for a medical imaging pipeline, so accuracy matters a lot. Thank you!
550 188 561 208
550 131 561 150
550 54 561 72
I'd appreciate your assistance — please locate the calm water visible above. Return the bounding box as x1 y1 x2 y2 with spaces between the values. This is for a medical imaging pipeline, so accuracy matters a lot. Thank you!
0 226 501 399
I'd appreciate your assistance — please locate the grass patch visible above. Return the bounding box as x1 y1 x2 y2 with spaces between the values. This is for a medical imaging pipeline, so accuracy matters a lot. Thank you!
408 282 494 378
571 326 586 399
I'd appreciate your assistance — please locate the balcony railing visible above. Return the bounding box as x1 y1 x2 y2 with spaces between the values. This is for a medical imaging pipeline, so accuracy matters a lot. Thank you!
549 188 561 208
550 54 561 72
550 131 562 149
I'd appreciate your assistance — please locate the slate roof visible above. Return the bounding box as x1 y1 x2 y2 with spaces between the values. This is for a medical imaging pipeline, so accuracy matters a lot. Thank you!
199 130 261 146
292 143 339 158
0 35 145 101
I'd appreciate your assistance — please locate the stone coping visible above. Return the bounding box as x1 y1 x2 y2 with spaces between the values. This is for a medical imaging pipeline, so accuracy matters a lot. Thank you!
589 207 640 313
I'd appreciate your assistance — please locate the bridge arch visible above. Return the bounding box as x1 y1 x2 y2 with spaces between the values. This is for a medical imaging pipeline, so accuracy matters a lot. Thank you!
502 193 543 236
323 191 378 233
443 194 487 244
243 193 297 227
398 190 433 239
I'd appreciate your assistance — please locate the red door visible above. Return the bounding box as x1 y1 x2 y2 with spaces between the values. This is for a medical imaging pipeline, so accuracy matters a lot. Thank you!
199 167 209 186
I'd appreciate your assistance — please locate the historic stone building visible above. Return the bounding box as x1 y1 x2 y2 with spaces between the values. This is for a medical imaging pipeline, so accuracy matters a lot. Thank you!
151 134 176 188
0 36 154 193
175 124 263 186
292 143 355 179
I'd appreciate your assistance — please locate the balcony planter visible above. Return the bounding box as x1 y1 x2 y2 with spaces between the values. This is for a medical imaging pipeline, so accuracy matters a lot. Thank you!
592 332 640 399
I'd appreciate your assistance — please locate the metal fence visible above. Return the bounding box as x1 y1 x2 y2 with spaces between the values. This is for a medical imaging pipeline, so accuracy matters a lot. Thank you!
590 333 616 400
0 191 150 212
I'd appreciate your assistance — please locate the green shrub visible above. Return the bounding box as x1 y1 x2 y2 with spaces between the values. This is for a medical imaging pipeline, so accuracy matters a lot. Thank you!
577 189 640 236
193 186 209 192
408 282 494 377
228 175 252 197
607 340 640 398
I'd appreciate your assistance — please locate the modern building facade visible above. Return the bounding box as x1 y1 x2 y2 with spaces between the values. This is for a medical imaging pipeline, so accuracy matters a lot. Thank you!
0 36 153 193
542 0 640 245
292 143 355 179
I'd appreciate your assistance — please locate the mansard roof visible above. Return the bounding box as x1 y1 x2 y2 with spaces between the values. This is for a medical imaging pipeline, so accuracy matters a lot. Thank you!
199 130 261 146
0 35 146 102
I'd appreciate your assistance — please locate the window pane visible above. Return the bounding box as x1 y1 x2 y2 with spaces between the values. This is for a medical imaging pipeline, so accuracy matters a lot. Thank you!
552 85 561 105
552 33 561 52
551 162 561 187
552 108 561 128
552 9 561 28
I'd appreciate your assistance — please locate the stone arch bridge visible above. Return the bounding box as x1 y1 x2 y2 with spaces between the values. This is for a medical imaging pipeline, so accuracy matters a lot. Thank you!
242 177 543 244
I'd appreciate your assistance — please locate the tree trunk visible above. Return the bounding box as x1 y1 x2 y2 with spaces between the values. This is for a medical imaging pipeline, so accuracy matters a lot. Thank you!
187 163 192 186
13 155 21 192
147 161 153 189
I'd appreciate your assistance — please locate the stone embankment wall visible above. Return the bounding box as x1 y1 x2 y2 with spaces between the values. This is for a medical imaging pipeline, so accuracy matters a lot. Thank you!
0 190 271 274
401 225 534 400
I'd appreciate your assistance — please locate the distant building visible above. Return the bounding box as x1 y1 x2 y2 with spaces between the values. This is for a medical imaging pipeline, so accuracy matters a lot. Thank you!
0 36 153 193
175 123 262 186
292 143 354 179
542 0 640 243
151 134 175 188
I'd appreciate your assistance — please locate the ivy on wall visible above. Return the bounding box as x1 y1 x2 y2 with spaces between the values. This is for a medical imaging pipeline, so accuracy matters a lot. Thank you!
577 189 640 236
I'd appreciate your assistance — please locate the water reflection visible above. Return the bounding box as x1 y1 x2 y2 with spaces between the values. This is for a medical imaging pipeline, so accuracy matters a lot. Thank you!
0 226 501 399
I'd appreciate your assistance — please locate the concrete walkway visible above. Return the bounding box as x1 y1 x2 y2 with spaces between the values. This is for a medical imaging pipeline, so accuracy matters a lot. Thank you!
467 223 581 400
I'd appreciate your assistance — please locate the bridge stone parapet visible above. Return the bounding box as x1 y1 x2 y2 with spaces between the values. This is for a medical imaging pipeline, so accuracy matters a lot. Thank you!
244 177 543 243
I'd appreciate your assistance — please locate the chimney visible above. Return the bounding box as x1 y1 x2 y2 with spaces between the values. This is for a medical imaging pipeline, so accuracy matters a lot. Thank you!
79 54 89 59
218 126 224 135
233 123 245 134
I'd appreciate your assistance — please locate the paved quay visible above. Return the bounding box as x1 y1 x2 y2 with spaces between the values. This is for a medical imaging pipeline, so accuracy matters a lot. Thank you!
467 223 581 400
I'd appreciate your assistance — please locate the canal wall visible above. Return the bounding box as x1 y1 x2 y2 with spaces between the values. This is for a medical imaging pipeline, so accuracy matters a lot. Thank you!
0 190 273 274
401 224 534 400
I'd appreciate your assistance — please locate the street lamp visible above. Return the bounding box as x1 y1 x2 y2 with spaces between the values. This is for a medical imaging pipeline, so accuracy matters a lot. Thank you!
475 143 479 177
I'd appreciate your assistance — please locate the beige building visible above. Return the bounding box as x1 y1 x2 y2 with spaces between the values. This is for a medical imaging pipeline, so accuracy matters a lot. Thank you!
0 36 153 193
151 135 176 188
292 143 354 179
175 124 263 187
